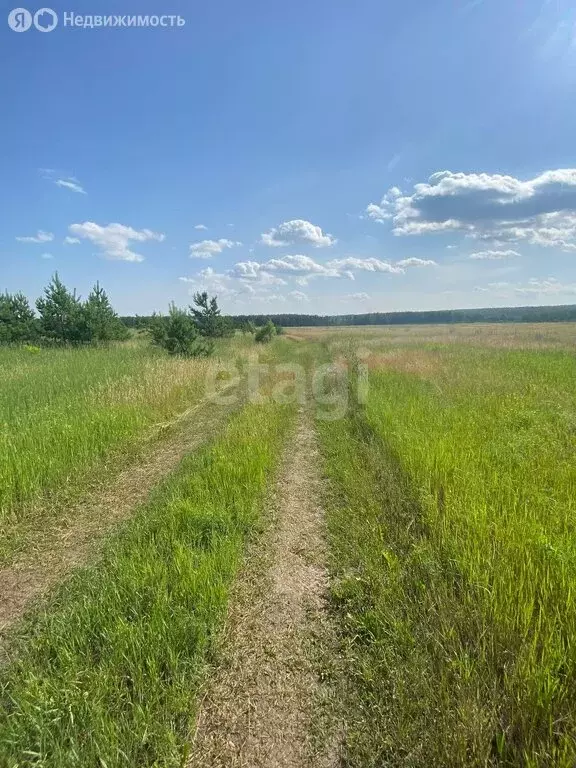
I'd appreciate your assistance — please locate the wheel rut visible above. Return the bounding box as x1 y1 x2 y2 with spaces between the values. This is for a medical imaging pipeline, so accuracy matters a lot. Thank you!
189 409 340 768
0 401 234 643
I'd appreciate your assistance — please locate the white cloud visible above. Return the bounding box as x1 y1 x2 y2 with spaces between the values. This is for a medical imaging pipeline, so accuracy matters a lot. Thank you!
55 178 86 194
367 168 576 250
229 261 262 280
395 257 438 267
40 253 53 260
231 256 335 289
194 224 208 230
327 257 404 276
260 293 287 304
346 292 370 301
63 236 80 245
180 262 286 302
230 261 286 286
189 238 241 259
469 249 520 260
229 254 422 287
16 230 54 243
473 282 514 298
179 267 237 298
264 254 341 278
185 250 425 303
69 221 164 262
365 187 402 222
289 290 309 301
39 169 87 194
474 278 576 297
515 277 576 296
261 219 336 248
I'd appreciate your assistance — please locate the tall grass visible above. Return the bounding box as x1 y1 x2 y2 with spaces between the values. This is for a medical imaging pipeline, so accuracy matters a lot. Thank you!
318 340 576 766
0 400 293 767
0 343 223 526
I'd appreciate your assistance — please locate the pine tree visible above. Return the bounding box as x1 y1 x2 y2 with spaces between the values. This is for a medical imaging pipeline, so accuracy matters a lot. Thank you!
0 292 37 344
36 274 89 344
85 282 128 342
190 292 233 338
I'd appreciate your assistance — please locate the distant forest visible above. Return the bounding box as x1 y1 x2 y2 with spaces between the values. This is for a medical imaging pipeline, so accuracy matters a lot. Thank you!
121 303 576 329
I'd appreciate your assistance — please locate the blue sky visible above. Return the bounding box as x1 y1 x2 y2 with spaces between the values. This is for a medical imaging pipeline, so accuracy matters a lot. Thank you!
1 0 576 315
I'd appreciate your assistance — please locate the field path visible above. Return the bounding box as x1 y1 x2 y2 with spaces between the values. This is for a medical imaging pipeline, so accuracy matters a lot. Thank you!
0 401 233 641
189 409 340 768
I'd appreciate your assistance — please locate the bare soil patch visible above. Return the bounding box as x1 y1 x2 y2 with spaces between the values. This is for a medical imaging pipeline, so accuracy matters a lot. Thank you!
189 410 340 768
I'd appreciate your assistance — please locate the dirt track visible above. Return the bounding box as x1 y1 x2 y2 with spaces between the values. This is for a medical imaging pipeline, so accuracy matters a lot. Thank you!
0 401 233 641
189 409 339 768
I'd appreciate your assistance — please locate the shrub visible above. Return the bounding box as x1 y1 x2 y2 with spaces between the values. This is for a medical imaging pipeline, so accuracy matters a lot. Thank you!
255 319 277 344
149 304 213 357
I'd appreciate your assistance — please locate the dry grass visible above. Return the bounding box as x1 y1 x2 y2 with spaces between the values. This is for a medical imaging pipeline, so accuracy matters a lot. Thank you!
289 322 576 350
365 349 442 377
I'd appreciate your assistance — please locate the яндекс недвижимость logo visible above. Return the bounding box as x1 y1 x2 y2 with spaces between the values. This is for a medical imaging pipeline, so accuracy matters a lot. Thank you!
7 9 185 30
8 7 58 32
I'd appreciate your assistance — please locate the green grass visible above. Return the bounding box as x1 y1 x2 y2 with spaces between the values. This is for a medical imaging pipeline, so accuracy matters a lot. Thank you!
5 329 574 766
318 341 576 766
0 399 293 767
0 343 226 531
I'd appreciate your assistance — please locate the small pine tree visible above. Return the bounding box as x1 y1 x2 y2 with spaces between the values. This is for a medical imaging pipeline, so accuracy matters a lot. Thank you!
190 292 234 338
36 274 90 344
255 319 277 344
85 282 129 342
149 303 213 357
241 320 256 335
0 292 37 344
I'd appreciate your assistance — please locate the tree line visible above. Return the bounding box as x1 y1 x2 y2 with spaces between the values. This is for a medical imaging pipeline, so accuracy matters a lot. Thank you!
120 303 576 331
9 276 570 352
229 305 576 327
1 277 280 355
0 275 129 345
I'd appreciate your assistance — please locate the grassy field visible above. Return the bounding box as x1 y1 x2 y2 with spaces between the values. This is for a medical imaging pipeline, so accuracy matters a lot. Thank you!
0 342 244 562
318 326 576 766
0 399 294 766
1 324 575 766
292 321 576 349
